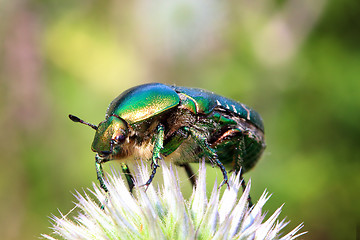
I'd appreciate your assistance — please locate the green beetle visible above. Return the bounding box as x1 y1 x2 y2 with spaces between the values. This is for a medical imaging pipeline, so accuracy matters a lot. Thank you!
70 83 265 203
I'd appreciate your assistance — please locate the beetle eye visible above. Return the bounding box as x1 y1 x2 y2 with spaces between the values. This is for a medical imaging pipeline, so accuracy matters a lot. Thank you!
100 151 111 157
112 134 125 144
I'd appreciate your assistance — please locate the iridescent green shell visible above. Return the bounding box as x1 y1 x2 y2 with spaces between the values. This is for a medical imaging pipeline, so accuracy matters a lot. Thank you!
106 83 180 124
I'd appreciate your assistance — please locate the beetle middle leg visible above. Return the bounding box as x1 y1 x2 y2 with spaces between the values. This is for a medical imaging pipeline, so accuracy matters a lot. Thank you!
142 124 165 189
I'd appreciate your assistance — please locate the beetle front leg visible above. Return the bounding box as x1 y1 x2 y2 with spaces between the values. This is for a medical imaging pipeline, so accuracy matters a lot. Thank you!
185 127 229 189
121 163 135 193
95 154 108 193
143 124 165 189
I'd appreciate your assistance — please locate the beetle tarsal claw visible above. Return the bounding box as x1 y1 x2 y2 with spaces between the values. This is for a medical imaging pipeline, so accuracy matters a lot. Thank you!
140 161 160 190
151 162 160 168
218 179 230 190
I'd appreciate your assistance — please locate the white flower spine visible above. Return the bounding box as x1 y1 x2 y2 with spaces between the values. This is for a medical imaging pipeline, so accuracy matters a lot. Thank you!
43 161 306 240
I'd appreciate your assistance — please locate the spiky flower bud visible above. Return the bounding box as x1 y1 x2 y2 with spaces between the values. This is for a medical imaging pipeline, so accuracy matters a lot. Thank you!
43 161 305 240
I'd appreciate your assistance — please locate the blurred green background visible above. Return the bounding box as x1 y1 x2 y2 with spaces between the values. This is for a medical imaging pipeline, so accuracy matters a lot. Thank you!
0 0 359 239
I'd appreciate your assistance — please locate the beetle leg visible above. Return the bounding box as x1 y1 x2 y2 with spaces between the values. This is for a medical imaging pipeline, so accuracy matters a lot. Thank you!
235 135 253 207
185 127 229 189
178 163 197 187
143 124 165 189
121 163 135 193
233 167 253 207
95 154 108 193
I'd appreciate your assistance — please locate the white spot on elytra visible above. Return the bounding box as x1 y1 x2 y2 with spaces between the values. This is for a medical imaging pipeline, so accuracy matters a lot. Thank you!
241 103 251 120
232 105 237 113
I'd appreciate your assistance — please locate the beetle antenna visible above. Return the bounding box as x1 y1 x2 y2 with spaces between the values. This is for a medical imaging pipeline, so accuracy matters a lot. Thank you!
69 114 98 130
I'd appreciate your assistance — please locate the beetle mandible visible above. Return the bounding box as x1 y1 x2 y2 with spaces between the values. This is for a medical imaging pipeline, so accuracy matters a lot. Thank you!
69 83 265 203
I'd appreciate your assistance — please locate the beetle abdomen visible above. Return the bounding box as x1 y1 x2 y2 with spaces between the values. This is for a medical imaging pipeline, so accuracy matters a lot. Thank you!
172 86 264 132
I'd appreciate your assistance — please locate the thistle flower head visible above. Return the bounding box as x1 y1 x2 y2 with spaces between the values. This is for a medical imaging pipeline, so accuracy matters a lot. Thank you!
43 161 305 240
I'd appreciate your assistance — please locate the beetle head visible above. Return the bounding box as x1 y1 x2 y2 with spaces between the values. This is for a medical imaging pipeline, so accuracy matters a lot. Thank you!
91 115 129 159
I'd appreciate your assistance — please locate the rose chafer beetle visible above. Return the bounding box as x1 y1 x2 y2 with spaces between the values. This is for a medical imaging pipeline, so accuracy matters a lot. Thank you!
69 83 265 204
